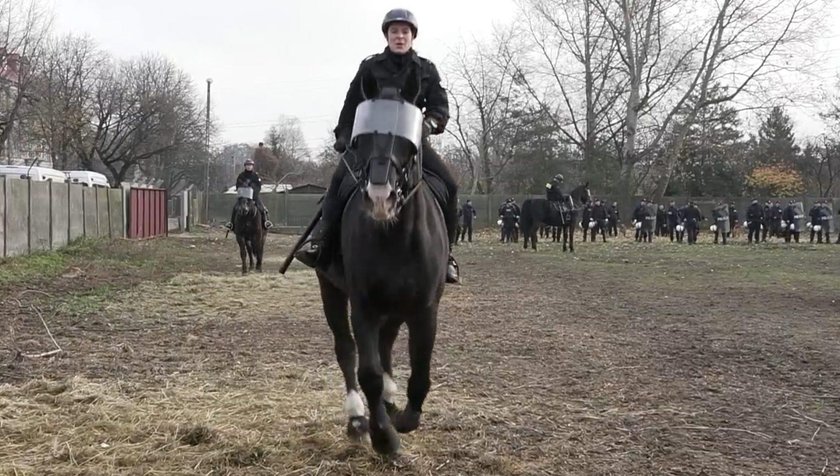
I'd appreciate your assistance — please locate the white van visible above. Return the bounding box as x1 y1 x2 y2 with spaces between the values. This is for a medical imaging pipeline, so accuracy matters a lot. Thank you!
65 170 110 188
0 165 67 183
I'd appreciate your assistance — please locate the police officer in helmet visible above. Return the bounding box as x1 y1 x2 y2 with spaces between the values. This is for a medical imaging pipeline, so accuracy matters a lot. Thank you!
294 9 460 283
226 158 272 230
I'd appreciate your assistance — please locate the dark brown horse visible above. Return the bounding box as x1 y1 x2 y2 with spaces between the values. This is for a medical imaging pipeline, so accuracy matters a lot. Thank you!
232 187 265 274
520 183 591 252
312 76 448 456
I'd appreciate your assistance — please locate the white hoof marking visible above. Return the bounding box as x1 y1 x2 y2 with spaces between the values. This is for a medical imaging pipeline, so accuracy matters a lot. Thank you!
383 373 398 404
344 390 365 418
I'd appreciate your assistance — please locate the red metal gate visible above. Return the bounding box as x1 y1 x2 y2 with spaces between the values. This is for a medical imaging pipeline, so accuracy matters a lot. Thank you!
128 188 167 239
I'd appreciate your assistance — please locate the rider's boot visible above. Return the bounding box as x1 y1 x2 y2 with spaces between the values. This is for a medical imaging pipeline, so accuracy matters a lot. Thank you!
294 163 347 268
294 219 330 268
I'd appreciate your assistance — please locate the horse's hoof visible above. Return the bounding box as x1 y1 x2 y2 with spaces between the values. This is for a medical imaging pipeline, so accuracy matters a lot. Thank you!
393 408 421 434
256 267 262 273
346 416 369 442
370 424 400 455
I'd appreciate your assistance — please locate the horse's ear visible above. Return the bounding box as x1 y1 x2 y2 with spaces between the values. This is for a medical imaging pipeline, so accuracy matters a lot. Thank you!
361 71 379 100
401 69 421 104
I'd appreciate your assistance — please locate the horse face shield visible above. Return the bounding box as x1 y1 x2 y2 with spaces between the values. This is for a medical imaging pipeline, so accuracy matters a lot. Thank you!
352 99 423 222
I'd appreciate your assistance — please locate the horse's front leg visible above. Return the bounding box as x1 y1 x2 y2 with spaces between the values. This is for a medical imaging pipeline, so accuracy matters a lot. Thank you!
246 240 255 270
236 235 248 274
255 233 265 272
350 306 399 455
318 275 367 441
379 318 402 419
394 303 438 434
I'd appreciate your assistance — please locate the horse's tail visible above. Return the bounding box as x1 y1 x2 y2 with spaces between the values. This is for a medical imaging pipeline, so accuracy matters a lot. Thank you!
520 199 534 234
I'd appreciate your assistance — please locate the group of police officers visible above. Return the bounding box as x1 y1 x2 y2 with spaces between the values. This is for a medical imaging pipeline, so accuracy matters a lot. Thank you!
459 192 839 245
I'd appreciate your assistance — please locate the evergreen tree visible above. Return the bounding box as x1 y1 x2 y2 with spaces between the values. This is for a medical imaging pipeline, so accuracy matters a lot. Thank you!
755 106 799 167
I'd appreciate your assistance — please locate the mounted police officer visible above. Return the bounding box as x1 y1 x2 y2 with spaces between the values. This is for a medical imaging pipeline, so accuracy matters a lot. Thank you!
226 158 272 230
746 198 763 244
294 9 460 283
546 174 572 208
667 200 682 242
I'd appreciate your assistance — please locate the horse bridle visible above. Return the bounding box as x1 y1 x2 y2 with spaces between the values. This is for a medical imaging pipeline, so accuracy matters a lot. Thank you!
345 133 425 211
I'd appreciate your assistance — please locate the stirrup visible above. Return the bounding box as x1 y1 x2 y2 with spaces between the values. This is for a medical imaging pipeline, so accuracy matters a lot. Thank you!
264 220 273 229
225 222 233 230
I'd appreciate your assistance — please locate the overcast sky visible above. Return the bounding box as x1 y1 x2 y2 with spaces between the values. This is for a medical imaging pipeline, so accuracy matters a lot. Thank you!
50 0 840 156
50 0 516 155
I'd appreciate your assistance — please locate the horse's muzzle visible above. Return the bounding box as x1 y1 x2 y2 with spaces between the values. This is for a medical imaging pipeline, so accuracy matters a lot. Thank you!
364 182 398 221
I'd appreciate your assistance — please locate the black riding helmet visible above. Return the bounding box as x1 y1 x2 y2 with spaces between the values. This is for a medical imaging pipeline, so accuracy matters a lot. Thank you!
382 9 418 38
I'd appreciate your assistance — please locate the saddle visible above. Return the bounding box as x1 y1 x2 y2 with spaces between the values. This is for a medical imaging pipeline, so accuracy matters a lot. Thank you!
549 199 572 224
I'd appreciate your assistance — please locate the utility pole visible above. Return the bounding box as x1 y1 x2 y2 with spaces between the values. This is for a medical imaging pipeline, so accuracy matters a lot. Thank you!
204 78 212 222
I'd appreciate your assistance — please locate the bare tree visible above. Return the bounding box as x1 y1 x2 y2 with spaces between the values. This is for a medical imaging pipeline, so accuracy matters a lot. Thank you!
800 136 840 197
445 27 527 193
588 0 703 199
647 0 821 198
0 0 51 159
27 34 104 170
73 55 207 186
262 115 309 182
515 0 624 181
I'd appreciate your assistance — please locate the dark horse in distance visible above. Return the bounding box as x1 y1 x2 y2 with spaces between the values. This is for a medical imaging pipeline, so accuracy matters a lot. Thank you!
520 183 591 252
232 186 265 274
300 78 448 456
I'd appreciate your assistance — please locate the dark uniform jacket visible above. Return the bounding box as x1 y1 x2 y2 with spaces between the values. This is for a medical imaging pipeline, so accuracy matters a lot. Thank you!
335 48 449 141
632 204 647 222
656 207 667 227
591 204 608 222
607 204 619 222
746 203 763 223
682 205 702 224
546 182 565 203
783 205 797 224
461 203 476 225
667 206 682 226
236 170 262 203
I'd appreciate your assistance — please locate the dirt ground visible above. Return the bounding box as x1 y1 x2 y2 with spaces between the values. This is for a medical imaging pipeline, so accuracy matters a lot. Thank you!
1 228 839 475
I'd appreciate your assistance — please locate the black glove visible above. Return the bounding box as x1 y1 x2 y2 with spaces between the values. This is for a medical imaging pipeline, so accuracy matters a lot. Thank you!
423 114 446 135
333 129 351 153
